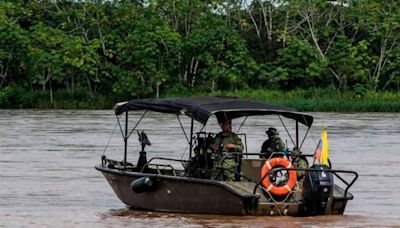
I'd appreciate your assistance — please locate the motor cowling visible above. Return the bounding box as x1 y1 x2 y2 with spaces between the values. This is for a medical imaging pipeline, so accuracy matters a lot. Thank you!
302 164 334 215
130 177 157 193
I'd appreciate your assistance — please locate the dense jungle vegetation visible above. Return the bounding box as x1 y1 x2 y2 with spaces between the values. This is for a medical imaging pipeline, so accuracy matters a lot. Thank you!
0 0 399 111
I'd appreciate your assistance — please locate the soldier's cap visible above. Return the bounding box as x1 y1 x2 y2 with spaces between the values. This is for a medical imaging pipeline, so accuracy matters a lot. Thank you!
292 148 301 155
218 119 232 125
266 127 278 135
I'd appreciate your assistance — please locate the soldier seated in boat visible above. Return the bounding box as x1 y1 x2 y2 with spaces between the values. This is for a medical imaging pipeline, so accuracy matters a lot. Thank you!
291 148 308 189
260 127 286 159
209 120 244 181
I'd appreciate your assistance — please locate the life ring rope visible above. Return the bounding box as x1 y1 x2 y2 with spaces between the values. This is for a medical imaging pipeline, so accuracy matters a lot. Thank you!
260 158 297 196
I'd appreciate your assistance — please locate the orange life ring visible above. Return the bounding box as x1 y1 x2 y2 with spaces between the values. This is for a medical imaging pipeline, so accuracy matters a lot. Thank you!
260 158 297 196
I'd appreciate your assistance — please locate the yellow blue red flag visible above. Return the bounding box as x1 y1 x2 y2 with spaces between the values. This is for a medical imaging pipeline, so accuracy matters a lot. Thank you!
313 127 329 165
320 127 329 165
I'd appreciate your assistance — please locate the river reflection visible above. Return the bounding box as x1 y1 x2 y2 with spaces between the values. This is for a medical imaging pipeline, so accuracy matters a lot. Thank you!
97 209 392 227
0 110 399 227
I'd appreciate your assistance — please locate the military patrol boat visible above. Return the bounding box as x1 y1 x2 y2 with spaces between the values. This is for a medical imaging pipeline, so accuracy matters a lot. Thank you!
95 97 358 216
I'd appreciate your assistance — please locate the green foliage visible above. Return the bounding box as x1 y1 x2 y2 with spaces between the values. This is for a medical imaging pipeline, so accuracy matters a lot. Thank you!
206 88 400 112
184 15 257 91
0 86 32 108
0 0 399 110
353 83 367 99
113 6 182 97
0 2 28 87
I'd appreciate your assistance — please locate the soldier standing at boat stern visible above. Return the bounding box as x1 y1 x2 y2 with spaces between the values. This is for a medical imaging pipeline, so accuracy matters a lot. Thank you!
210 120 244 181
260 127 286 158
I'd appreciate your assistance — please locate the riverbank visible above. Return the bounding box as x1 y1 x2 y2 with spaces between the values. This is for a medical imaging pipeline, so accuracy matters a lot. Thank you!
210 89 400 112
1 87 399 112
167 89 400 112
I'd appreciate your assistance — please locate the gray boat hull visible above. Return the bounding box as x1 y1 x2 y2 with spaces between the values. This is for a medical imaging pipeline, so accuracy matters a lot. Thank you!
95 165 353 216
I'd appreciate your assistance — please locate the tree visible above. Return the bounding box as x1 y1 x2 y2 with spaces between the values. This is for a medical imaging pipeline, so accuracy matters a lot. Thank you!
267 37 326 90
350 0 400 91
114 5 182 98
184 14 257 91
0 1 28 88
27 23 66 104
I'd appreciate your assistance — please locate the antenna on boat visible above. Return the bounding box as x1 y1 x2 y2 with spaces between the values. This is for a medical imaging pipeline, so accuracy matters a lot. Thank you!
137 131 151 168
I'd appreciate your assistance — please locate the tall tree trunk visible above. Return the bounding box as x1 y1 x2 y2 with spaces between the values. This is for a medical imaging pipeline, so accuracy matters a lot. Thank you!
372 34 397 91
156 81 160 98
85 74 93 98
49 77 53 105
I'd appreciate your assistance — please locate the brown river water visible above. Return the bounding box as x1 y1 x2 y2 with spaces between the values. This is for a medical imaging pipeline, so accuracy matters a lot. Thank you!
0 110 399 227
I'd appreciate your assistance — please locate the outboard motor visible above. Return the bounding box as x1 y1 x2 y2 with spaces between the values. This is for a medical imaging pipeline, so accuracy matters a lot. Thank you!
137 131 151 168
302 164 334 215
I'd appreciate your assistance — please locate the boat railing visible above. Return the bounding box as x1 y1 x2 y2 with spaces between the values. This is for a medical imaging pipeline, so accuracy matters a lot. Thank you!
101 155 134 170
141 164 177 176
256 167 358 199
217 152 358 199
140 157 187 176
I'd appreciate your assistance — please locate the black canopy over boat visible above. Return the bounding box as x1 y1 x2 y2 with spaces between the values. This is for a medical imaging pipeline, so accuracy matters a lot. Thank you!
95 97 358 216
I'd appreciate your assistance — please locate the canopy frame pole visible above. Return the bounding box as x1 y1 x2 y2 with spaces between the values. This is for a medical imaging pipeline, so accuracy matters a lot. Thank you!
279 115 295 148
188 117 194 176
237 116 248 133
127 110 148 139
116 110 147 140
115 115 124 138
177 115 206 147
124 111 128 169
237 116 248 155
296 121 299 149
177 115 190 145
299 126 311 150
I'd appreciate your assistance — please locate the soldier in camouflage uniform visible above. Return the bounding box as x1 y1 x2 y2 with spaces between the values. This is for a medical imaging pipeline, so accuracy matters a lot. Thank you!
291 148 308 189
260 127 286 158
210 120 244 181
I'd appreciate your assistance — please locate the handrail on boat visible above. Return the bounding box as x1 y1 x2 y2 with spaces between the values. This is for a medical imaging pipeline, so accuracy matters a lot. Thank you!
140 156 187 174
141 164 177 176
216 152 358 199
256 167 358 198
101 155 134 169
331 171 358 197
101 155 186 176
146 156 187 165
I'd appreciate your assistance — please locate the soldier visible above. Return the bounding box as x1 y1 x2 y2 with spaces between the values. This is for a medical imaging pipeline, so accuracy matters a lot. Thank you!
291 148 308 189
210 120 244 181
260 127 286 158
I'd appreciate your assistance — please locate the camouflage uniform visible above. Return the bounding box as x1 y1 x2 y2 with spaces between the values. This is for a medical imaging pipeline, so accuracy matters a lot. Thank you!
292 156 308 180
211 132 243 181
260 128 286 158
291 149 308 189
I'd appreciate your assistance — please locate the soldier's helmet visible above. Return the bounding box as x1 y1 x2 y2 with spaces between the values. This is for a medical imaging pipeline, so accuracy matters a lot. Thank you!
266 127 278 136
292 148 301 156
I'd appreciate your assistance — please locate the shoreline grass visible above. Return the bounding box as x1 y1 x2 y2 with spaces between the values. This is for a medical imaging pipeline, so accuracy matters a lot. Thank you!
166 88 400 112
1 87 399 112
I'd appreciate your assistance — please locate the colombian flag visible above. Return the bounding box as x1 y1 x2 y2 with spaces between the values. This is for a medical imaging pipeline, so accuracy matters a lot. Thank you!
314 127 329 165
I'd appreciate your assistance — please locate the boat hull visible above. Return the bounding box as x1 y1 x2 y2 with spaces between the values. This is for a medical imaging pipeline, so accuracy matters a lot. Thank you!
96 165 353 216
96 165 258 215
